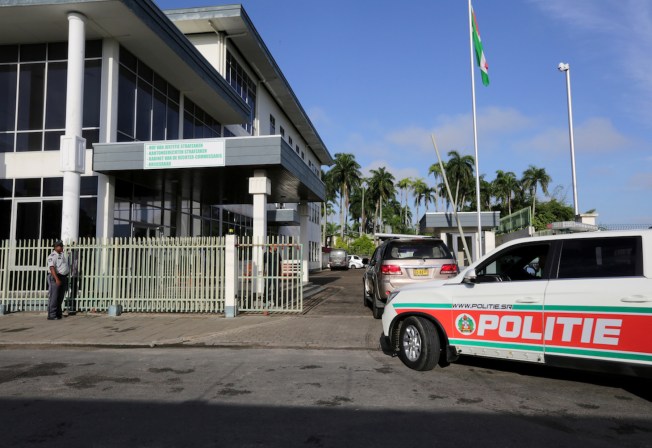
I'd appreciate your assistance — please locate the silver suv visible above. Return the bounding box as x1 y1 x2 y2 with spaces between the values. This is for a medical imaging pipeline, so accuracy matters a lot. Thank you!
363 237 458 318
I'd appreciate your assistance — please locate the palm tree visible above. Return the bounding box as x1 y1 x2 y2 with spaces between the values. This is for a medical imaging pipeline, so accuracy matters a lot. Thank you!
396 177 413 229
368 167 395 233
492 170 518 215
423 186 437 212
329 153 361 239
521 165 551 219
428 163 444 211
411 178 428 234
445 150 475 211
321 169 338 245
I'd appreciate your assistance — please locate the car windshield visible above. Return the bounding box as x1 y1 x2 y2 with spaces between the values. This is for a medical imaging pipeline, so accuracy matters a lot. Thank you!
385 241 451 260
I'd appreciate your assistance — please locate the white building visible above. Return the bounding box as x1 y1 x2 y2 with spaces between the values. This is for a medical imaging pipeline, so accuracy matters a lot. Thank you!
0 1 332 272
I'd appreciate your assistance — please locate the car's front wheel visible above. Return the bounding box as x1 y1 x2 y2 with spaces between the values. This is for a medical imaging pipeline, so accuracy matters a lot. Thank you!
397 316 440 371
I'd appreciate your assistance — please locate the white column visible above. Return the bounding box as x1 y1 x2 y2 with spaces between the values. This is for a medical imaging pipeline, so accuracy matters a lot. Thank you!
249 171 270 294
96 39 119 239
60 12 86 243
298 202 310 283
224 234 238 317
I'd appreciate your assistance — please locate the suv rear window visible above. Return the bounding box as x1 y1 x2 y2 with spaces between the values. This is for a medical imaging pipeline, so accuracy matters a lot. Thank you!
558 236 643 278
385 240 452 260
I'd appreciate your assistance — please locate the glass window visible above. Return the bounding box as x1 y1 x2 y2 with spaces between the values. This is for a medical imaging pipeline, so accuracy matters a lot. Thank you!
41 200 62 240
558 237 642 278
16 202 41 239
80 176 98 196
78 197 96 237
16 131 42 152
20 44 46 62
44 130 64 151
45 61 67 129
83 59 101 128
0 201 10 239
152 89 167 140
0 44 19 63
43 177 63 196
476 243 550 282
118 65 136 139
17 63 45 130
136 78 153 141
0 133 14 153
85 40 102 59
0 179 12 197
0 65 17 132
14 178 41 197
48 42 67 61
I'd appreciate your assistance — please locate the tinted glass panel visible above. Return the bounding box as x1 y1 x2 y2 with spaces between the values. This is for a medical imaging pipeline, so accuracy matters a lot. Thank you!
82 129 99 147
0 133 13 153
17 63 45 130
0 179 12 197
558 237 642 278
83 59 101 127
44 130 64 151
41 200 61 240
152 89 166 140
43 177 63 196
85 40 102 59
45 61 67 129
16 132 42 152
79 197 96 237
80 176 98 196
48 42 67 60
15 178 41 197
16 202 41 239
0 201 10 239
0 65 18 131
0 44 18 63
20 44 46 62
136 79 152 141
476 243 550 282
117 65 136 138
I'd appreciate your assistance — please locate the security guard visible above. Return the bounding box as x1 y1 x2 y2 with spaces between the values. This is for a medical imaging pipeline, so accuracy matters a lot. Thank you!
47 239 70 320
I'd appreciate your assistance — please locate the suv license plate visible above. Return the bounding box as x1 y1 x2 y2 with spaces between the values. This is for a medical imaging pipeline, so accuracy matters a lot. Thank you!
413 269 429 276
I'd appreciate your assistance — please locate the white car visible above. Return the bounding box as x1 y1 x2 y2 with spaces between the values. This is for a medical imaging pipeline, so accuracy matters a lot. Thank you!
382 230 652 378
348 254 365 269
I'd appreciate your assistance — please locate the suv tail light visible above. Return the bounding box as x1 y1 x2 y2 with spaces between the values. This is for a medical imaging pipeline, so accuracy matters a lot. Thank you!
381 264 402 275
440 263 459 275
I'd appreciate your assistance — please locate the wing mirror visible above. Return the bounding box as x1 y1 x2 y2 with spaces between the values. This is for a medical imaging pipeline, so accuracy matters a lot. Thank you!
463 268 477 284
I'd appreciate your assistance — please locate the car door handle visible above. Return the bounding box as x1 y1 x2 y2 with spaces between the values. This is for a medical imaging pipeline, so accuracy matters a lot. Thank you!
516 297 541 303
621 295 651 303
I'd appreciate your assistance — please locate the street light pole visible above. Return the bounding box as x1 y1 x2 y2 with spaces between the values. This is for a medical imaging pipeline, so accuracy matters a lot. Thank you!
558 62 580 218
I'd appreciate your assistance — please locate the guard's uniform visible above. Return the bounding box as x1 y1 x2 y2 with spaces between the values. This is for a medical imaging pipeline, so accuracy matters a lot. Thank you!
47 246 70 319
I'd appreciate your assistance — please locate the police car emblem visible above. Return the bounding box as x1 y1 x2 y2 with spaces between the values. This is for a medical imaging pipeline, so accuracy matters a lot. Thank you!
456 314 476 335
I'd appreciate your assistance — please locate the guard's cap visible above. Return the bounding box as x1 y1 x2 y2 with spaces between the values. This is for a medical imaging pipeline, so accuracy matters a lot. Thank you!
54 239 64 247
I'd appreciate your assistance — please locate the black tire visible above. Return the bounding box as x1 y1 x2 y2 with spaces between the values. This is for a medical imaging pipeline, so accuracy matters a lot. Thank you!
397 316 440 371
371 289 383 319
362 280 370 308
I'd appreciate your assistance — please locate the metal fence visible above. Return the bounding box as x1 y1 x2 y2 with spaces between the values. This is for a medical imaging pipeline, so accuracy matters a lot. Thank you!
236 236 303 313
0 236 305 315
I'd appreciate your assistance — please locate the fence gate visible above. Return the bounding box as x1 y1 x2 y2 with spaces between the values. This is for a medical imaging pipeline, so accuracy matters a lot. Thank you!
236 236 303 313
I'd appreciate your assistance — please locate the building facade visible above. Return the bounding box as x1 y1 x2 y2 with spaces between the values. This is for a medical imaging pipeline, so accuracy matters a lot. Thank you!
0 1 332 272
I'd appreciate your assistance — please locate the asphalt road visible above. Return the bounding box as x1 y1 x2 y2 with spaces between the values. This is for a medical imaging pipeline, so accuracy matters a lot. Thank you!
0 268 650 448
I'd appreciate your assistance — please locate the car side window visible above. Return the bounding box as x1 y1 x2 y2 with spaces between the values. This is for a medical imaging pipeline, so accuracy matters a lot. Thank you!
558 236 642 279
475 243 551 282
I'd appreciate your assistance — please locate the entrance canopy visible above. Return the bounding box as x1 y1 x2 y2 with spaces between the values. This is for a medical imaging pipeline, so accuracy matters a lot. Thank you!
93 135 325 204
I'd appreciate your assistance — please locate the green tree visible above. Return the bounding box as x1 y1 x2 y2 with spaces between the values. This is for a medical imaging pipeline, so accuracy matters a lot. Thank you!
411 178 428 234
522 165 551 219
329 153 361 240
396 177 413 229
531 199 574 230
321 169 338 245
492 170 518 215
428 163 444 211
445 150 475 211
368 167 395 233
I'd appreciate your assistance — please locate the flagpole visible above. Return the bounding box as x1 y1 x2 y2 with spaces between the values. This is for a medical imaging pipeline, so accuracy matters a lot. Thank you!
468 0 483 260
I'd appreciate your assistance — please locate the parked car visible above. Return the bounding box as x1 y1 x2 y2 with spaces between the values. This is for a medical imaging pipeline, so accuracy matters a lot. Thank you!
329 249 349 270
348 254 365 269
363 237 458 318
381 230 652 378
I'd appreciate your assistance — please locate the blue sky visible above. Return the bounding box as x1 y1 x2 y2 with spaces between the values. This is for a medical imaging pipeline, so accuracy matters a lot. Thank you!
155 0 652 225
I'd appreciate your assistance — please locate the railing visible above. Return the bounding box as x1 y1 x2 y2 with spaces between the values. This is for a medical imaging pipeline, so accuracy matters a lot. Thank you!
0 236 305 315
236 236 303 313
498 207 532 234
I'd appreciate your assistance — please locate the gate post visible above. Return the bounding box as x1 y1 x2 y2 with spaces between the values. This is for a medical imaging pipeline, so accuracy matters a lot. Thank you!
224 234 238 318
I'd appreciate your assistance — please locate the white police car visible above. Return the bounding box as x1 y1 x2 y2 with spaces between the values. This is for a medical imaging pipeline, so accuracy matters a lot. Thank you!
381 230 652 378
